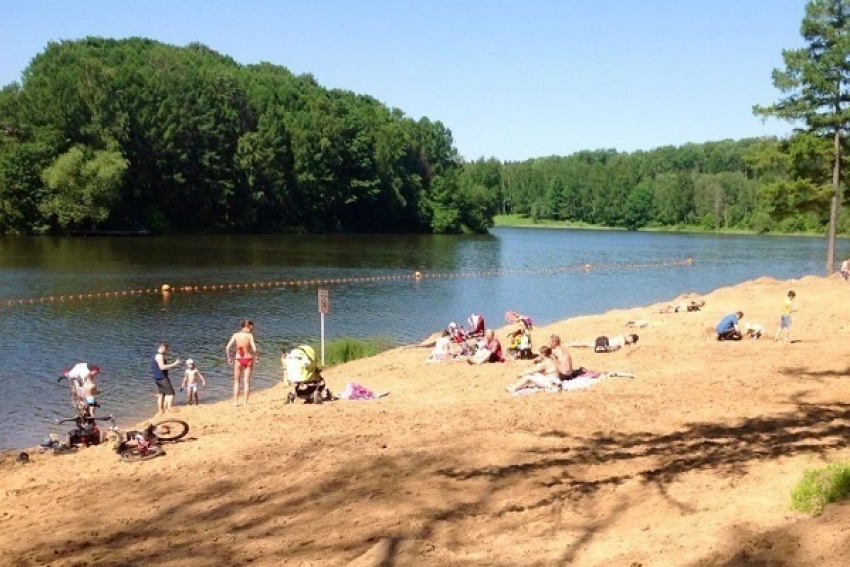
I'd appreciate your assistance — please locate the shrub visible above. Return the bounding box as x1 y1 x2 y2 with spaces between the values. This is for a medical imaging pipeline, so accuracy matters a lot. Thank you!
323 337 395 366
790 462 850 515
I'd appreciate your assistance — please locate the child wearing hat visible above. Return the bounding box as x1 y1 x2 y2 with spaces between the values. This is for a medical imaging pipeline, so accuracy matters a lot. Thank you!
181 359 207 405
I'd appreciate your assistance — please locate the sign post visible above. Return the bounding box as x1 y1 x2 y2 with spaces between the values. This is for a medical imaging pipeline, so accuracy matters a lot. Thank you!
318 288 330 365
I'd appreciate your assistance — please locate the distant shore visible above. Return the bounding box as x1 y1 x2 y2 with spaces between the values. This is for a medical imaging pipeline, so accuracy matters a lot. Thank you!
492 213 840 238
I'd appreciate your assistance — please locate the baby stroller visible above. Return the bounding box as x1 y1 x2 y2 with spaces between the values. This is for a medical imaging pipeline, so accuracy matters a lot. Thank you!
467 313 486 338
505 311 535 360
283 345 333 404
507 326 534 359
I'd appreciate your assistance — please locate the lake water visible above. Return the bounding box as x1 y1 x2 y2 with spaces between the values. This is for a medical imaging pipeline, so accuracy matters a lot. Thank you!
0 228 842 449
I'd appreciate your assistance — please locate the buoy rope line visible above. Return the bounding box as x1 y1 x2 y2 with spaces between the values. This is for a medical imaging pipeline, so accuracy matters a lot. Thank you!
0 258 692 309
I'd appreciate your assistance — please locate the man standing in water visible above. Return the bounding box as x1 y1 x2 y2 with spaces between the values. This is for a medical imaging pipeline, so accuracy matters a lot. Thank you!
226 319 259 406
152 343 182 415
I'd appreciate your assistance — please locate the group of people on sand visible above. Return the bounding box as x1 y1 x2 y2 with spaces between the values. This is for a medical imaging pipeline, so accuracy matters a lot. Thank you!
713 290 796 343
150 319 258 415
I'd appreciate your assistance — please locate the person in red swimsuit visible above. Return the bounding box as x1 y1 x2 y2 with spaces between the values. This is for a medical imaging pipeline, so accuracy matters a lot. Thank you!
225 320 258 406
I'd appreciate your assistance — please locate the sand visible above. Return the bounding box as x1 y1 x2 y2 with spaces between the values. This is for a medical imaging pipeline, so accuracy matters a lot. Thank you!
2 275 850 566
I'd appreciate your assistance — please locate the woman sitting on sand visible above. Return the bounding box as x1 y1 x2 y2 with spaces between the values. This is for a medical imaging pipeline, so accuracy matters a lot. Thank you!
426 330 453 362
569 334 639 353
506 346 560 393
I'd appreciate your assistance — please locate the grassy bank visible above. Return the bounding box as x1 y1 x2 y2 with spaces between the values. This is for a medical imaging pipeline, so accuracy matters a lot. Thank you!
323 336 396 366
492 214 620 231
492 214 833 237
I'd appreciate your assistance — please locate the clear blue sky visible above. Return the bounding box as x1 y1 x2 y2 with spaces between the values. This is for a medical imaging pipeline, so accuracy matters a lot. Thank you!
1 0 806 162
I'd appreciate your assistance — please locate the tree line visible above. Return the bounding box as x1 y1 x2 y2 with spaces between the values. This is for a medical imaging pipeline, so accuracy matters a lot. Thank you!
0 37 497 235
467 135 850 235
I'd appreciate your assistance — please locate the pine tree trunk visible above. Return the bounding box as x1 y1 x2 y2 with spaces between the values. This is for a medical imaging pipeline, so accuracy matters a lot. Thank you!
826 125 842 275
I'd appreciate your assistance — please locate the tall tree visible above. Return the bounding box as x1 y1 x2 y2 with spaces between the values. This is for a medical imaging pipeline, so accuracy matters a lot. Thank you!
39 144 127 230
754 0 850 274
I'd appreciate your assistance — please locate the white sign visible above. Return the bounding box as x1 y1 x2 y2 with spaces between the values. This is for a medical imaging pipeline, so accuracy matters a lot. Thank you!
318 288 330 314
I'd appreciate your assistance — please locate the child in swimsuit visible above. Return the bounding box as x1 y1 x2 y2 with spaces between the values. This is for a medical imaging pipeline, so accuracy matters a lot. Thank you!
82 373 99 417
181 359 207 405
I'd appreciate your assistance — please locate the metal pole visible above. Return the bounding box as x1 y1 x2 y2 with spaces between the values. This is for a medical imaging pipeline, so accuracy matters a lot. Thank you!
320 312 325 366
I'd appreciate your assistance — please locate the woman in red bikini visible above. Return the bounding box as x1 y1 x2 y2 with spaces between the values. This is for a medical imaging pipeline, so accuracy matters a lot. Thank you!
225 319 259 406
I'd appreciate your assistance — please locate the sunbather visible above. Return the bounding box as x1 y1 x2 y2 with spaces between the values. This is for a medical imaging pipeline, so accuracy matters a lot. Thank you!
468 329 504 364
541 335 574 379
426 330 453 362
569 334 639 352
506 346 560 392
625 319 663 328
657 300 705 313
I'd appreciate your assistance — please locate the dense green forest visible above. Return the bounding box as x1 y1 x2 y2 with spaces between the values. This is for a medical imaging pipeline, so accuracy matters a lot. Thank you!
0 37 498 235
0 36 847 236
478 134 849 234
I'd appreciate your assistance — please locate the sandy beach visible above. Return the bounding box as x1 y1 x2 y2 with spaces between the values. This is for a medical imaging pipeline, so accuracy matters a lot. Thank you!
2 274 850 566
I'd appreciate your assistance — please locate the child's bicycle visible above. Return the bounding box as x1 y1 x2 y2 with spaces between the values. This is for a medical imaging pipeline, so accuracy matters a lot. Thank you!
112 420 190 462
42 413 119 453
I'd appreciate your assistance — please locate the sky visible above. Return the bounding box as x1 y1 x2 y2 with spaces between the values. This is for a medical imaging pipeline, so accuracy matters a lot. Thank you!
1 0 807 162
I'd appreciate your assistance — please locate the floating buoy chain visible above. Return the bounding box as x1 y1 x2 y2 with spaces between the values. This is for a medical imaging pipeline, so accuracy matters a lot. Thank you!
0 257 691 308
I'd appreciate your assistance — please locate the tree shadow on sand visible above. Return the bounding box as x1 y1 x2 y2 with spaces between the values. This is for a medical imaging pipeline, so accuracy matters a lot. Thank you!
431 397 850 565
780 365 850 379
685 508 850 567
7 396 850 566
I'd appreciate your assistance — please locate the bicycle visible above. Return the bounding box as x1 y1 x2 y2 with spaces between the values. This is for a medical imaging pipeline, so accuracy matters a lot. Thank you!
54 369 189 461
42 413 119 454
112 419 190 462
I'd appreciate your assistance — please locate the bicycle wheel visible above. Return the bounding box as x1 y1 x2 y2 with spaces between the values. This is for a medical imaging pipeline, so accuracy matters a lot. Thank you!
151 420 189 442
120 444 163 462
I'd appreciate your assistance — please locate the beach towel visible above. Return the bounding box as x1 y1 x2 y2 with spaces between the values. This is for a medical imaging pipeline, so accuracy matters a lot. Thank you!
560 376 602 391
335 382 389 401
510 370 633 395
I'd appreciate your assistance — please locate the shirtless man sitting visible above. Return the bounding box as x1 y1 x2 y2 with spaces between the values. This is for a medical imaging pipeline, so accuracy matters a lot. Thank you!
226 319 259 406
539 335 577 380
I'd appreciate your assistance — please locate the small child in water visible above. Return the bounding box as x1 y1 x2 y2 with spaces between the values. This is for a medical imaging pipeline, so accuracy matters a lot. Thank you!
181 359 207 405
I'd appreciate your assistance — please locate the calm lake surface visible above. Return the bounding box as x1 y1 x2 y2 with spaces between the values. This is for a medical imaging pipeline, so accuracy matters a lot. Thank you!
0 228 842 449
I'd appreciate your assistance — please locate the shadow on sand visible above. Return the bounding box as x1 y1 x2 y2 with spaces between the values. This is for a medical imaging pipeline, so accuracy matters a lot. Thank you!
7 393 850 566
